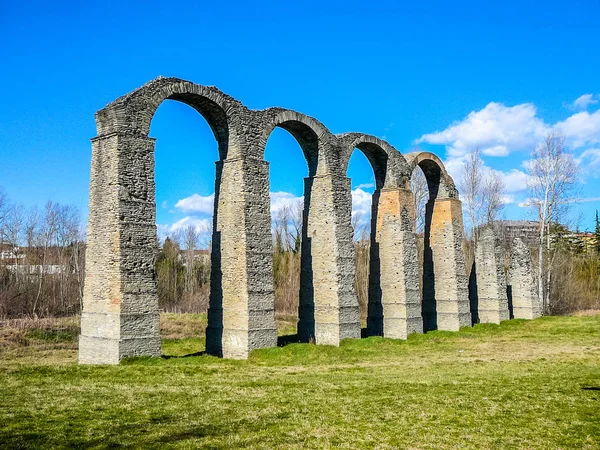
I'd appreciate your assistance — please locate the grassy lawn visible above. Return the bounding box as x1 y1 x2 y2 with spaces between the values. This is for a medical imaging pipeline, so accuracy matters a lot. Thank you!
1 313 599 449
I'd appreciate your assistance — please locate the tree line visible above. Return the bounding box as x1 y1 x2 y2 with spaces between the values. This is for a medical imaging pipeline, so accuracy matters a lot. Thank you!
1 130 598 319
0 191 85 318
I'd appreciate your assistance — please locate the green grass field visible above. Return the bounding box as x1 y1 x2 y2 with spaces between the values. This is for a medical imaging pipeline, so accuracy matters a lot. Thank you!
1 313 599 449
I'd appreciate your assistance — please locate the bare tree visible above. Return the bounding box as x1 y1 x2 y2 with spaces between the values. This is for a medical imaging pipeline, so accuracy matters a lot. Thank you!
484 170 506 224
183 225 198 294
459 148 485 241
410 167 428 234
526 131 578 313
0 187 9 240
351 212 369 242
459 148 506 240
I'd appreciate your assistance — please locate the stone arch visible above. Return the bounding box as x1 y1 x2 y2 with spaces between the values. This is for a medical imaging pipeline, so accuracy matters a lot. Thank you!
404 152 470 332
405 151 458 199
94 76 244 159
337 134 419 337
337 133 408 189
250 109 361 345
79 77 278 364
79 76 476 365
257 108 337 176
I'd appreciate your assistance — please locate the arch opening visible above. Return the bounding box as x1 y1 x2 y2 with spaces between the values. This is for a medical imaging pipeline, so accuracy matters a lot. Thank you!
150 98 222 355
409 155 449 332
344 142 391 336
346 149 380 321
263 122 320 343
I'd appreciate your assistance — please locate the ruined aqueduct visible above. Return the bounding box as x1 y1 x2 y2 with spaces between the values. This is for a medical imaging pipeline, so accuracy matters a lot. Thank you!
79 77 540 364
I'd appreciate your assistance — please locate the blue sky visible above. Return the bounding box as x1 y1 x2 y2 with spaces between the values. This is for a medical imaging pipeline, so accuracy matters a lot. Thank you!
1 0 599 241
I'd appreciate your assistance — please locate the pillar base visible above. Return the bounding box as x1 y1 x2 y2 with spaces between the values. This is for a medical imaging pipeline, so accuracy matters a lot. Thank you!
478 299 510 324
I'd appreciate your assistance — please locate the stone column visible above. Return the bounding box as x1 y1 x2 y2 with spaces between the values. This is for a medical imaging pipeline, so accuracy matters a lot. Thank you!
206 157 278 359
298 173 360 345
79 133 161 364
474 227 509 324
369 187 422 338
428 197 471 331
507 238 542 320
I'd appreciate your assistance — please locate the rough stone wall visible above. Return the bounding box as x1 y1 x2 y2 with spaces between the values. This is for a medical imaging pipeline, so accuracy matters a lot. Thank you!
80 77 481 364
507 238 542 320
205 156 278 359
79 133 161 364
368 187 422 338
428 197 471 331
379 209 423 339
474 227 509 324
298 173 360 345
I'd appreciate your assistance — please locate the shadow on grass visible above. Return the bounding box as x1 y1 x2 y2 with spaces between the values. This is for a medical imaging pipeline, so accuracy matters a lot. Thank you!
277 334 300 347
582 386 600 391
162 351 206 359
0 417 269 449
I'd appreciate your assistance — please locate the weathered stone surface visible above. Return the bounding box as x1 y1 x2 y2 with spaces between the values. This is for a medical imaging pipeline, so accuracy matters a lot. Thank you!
79 77 481 364
473 227 510 324
426 198 472 331
366 187 418 336
206 157 278 359
298 173 361 345
379 211 423 339
507 238 541 320
79 134 161 364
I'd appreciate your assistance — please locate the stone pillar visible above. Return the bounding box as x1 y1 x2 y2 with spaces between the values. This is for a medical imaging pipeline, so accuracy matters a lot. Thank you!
206 157 278 359
507 238 542 320
368 187 422 338
474 227 509 324
298 173 360 345
79 133 161 364
428 197 471 331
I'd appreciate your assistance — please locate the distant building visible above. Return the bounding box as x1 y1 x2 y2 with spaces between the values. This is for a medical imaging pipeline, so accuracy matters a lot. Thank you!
179 249 210 266
495 220 539 247
0 244 25 261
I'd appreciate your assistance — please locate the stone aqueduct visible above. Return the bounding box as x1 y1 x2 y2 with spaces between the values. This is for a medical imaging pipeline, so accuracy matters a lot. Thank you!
79 77 538 364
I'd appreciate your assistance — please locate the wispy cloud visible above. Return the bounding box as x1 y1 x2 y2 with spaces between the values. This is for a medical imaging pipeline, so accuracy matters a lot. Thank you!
174 193 214 215
269 191 303 217
555 109 600 149
575 148 600 178
572 94 598 110
418 100 600 156
417 102 549 158
355 182 375 190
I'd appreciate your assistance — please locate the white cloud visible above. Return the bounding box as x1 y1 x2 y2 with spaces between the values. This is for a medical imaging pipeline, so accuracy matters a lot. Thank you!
417 102 549 158
555 109 600 149
499 169 529 193
500 194 515 205
572 94 598 110
352 188 372 221
169 216 212 233
174 194 214 215
270 191 303 217
157 216 213 246
575 148 600 178
355 182 375 190
443 154 530 197
161 200 168 209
